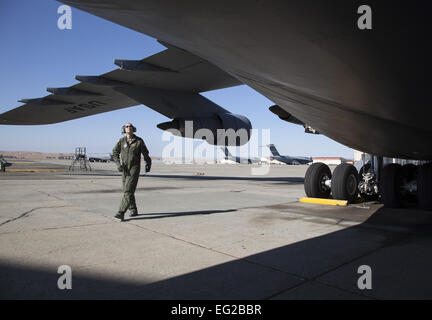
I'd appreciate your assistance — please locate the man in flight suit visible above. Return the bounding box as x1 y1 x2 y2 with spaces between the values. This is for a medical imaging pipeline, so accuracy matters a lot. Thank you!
112 122 151 221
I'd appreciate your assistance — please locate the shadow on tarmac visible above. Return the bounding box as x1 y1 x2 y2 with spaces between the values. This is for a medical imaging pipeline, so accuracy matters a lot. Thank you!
68 173 305 183
146 175 305 185
1 207 432 299
126 209 237 221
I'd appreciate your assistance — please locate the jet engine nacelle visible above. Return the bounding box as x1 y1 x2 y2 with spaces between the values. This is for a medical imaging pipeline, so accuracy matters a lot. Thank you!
157 113 252 146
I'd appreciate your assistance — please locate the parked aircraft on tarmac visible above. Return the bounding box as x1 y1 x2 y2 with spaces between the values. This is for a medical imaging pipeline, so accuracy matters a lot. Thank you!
267 144 312 165
221 147 261 164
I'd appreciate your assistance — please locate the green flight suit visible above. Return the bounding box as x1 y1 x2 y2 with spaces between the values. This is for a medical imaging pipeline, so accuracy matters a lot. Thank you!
112 135 151 214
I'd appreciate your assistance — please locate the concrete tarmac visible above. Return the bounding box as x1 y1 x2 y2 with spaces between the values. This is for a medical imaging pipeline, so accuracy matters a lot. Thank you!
0 160 431 299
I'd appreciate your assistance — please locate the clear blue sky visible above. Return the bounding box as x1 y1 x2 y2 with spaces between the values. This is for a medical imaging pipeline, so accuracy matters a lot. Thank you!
0 0 354 159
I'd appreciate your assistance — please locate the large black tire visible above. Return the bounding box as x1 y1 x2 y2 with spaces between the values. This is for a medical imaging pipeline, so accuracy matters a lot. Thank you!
304 163 331 198
380 163 404 208
417 164 432 210
331 163 359 203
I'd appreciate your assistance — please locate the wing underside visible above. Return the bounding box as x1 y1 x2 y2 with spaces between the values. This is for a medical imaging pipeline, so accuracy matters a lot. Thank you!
0 42 242 125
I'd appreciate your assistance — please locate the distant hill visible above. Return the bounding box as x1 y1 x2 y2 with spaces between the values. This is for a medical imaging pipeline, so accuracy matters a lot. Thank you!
0 150 160 161
0 151 74 160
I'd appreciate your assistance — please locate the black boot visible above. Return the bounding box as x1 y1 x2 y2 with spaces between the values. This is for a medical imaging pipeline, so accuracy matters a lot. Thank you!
129 211 138 217
114 212 125 222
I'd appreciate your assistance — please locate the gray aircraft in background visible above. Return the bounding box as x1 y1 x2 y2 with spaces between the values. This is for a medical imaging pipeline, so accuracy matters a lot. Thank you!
267 144 312 165
221 147 261 164
0 155 12 171
88 153 113 163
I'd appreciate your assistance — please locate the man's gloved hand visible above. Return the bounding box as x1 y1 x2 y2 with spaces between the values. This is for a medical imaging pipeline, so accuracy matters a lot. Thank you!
117 163 123 172
145 164 151 173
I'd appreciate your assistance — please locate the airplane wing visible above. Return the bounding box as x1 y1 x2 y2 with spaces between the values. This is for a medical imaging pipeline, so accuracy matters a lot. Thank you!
0 42 242 126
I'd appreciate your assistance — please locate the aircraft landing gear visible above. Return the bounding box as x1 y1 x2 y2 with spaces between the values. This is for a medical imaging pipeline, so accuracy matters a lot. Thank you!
331 163 359 203
304 162 360 203
304 158 432 210
380 163 405 208
304 162 332 199
380 162 432 210
417 164 432 210
357 163 379 201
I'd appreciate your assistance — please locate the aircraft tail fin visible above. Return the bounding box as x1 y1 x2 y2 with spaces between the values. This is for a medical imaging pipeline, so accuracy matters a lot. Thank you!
268 144 281 156
221 147 232 159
